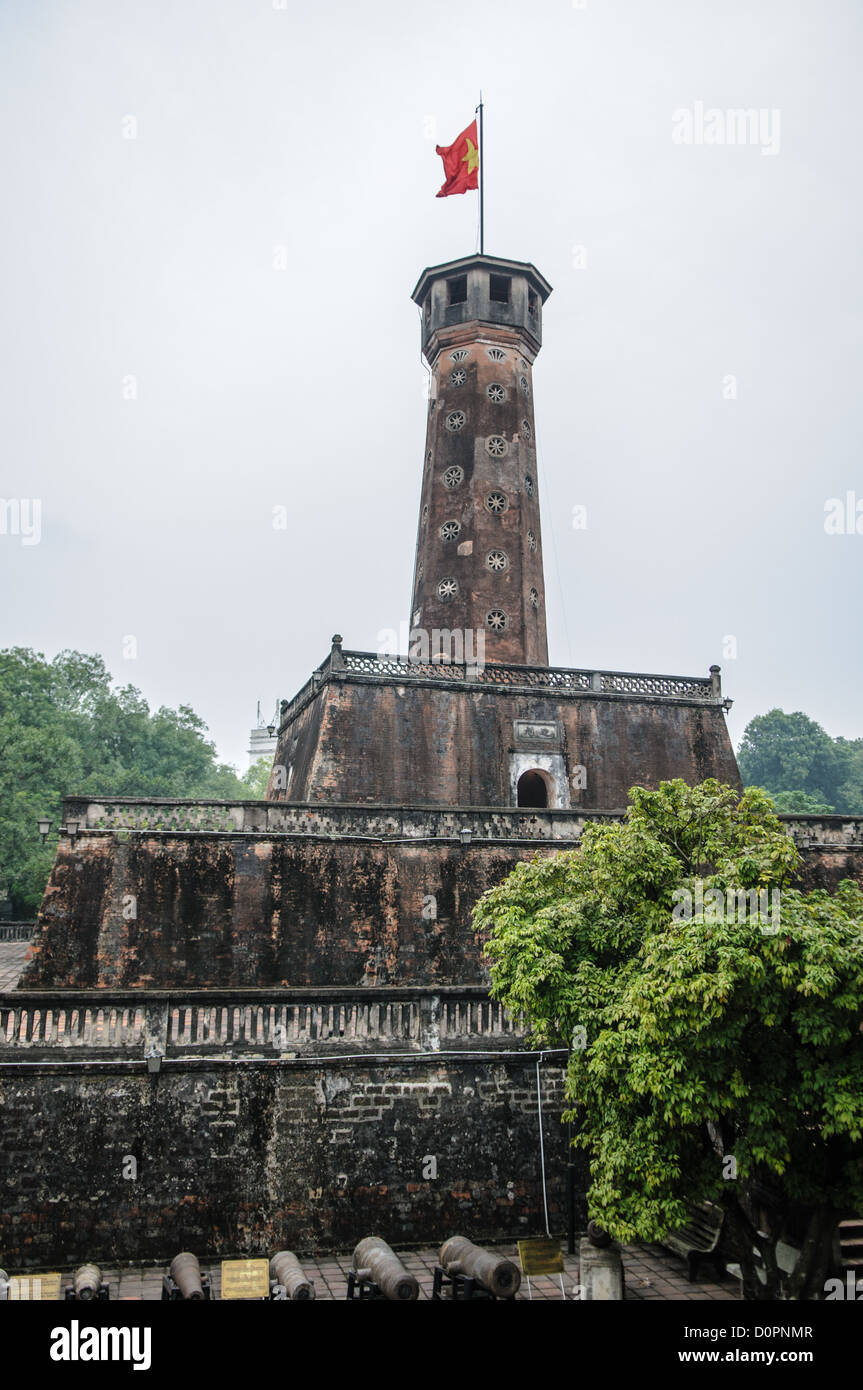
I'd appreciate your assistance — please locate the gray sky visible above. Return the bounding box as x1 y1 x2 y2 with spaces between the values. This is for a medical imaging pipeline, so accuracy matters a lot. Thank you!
1 0 861 772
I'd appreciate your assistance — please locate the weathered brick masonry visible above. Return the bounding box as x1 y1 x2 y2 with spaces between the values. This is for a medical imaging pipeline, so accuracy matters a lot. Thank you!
18 804 863 992
23 830 542 989
267 644 741 808
0 1016 575 1267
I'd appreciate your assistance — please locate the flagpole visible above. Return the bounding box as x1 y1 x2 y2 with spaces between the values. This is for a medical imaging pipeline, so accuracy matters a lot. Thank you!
477 91 484 254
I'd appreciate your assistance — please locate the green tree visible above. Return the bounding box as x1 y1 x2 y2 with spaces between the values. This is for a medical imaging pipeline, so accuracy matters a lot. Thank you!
768 790 836 815
474 779 863 1300
240 756 273 799
0 647 253 915
737 709 859 812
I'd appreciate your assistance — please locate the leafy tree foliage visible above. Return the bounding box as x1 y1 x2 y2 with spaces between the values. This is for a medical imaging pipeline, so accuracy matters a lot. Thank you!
738 709 863 814
240 756 273 800
0 648 255 915
768 790 836 815
474 779 863 1299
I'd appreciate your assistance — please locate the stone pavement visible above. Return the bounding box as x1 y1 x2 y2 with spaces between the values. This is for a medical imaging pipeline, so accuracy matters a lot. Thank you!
0 939 29 990
5 1242 738 1301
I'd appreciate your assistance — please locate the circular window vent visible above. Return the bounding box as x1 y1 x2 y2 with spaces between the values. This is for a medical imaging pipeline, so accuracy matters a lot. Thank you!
487 347 506 362
440 520 461 541
486 550 508 572
485 491 507 514
449 368 467 387
450 349 469 363
446 410 466 432
422 504 429 523
529 587 539 609
486 609 508 631
522 419 532 440
426 450 432 465
437 577 459 601
524 474 534 497
487 383 506 403
417 560 424 579
527 529 537 552
486 436 507 458
443 465 464 489
520 375 531 397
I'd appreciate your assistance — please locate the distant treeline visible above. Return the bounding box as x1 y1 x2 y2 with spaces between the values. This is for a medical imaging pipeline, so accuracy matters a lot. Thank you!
737 709 863 815
0 648 269 916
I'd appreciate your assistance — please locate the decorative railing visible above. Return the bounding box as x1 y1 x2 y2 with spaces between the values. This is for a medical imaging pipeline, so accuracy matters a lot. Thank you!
0 987 524 1059
0 922 33 941
59 798 617 839
338 649 716 699
42 798 863 849
274 643 722 731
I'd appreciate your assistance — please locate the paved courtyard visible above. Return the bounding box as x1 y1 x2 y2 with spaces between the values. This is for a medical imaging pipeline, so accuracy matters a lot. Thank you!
5 1242 738 1301
0 939 29 990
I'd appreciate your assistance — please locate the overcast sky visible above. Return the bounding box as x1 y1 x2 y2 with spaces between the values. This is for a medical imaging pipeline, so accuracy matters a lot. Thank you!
1 0 861 772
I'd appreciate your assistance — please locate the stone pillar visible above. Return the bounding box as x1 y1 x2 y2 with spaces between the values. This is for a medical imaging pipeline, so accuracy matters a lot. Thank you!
579 1237 624 1300
710 664 722 698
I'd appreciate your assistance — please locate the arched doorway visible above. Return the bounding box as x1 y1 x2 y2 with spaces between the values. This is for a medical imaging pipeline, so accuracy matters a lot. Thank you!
517 769 549 808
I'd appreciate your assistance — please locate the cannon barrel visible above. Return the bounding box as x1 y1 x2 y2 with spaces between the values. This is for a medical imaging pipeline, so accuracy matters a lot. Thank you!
270 1251 315 1301
352 1236 419 1301
440 1236 521 1298
170 1251 205 1300
73 1263 102 1300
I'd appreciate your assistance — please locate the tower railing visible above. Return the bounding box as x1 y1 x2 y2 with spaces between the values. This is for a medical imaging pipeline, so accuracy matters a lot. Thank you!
338 649 716 698
276 645 722 729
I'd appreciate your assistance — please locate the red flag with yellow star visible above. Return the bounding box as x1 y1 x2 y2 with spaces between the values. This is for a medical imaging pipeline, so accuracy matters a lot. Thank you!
435 120 479 197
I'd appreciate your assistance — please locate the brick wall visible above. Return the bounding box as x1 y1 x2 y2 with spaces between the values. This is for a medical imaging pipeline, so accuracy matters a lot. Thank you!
270 674 741 808
0 1056 578 1268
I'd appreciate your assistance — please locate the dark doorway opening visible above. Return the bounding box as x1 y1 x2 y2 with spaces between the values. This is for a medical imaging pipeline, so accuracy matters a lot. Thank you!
517 770 549 808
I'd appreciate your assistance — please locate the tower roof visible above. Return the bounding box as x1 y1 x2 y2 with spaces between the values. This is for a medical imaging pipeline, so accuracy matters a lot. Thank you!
411 254 552 307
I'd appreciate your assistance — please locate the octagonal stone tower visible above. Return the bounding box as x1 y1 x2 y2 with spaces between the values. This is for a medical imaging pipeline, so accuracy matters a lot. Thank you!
410 254 553 666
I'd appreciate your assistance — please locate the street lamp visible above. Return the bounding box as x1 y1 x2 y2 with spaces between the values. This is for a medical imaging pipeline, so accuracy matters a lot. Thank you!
37 819 80 844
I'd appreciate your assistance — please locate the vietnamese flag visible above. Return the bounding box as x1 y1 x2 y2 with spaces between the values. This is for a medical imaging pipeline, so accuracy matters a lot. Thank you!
435 120 479 198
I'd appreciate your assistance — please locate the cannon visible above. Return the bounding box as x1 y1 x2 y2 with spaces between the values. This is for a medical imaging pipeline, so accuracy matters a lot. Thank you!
350 1236 419 1301
164 1251 210 1301
72 1263 103 1300
438 1236 521 1299
270 1251 315 1301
